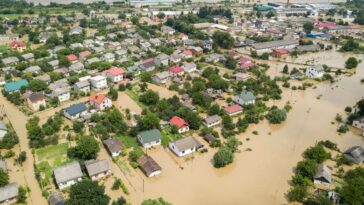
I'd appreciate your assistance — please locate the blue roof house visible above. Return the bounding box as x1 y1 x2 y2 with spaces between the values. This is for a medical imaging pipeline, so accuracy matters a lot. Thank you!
4 79 28 93
63 103 87 120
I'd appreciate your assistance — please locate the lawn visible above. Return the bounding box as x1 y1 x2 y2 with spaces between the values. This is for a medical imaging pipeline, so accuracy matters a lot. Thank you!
124 89 148 110
161 128 182 147
35 161 53 187
0 45 8 52
118 135 139 148
35 143 69 161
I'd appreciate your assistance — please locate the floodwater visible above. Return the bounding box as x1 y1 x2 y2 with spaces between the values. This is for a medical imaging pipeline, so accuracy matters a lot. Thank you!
147 83 179 99
115 92 142 115
123 54 364 205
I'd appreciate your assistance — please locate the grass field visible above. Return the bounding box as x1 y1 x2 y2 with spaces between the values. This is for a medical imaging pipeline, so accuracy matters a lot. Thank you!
161 128 182 147
35 143 69 161
124 89 147 110
0 45 9 52
118 135 139 148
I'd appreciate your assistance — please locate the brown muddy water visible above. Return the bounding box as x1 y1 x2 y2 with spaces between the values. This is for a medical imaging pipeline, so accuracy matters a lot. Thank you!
124 57 364 205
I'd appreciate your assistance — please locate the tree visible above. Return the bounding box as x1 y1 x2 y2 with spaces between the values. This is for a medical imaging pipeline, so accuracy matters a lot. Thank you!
68 136 100 160
283 65 289 74
140 72 152 82
345 57 359 69
208 104 220 115
108 87 118 101
222 115 235 130
0 131 19 149
304 194 332 205
340 167 364 204
0 169 9 187
28 80 47 92
112 197 127 205
225 57 237 69
303 22 314 33
295 160 318 179
141 112 160 130
17 186 27 203
213 147 234 168
303 145 330 163
141 198 172 205
266 10 275 18
341 39 359 52
212 31 235 49
265 106 287 124
287 185 308 202
73 120 84 133
157 12 165 19
140 90 160 105
66 180 110 205
128 147 144 162
17 151 27 165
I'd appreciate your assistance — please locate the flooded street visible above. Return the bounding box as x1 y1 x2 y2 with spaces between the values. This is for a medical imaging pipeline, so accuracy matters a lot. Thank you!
125 59 364 205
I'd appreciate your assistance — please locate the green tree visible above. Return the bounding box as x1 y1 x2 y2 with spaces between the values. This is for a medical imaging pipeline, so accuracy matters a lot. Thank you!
141 112 160 130
303 22 314 33
68 136 100 160
66 180 110 205
265 106 287 124
283 65 289 74
212 31 235 49
345 57 359 69
304 194 332 205
73 120 84 133
340 167 364 205
295 160 318 179
140 90 160 105
140 72 152 82
287 185 308 202
17 186 27 203
28 80 48 92
141 198 172 205
303 145 330 163
112 197 127 205
108 87 118 101
0 169 9 187
213 147 234 168
225 57 237 69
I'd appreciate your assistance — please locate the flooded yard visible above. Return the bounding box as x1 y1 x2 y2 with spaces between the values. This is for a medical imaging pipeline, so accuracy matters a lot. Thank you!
115 92 143 115
147 83 179 99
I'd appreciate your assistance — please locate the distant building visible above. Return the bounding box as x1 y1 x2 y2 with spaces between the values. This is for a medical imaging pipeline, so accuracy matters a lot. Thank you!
89 93 112 110
89 75 107 90
0 121 7 141
103 67 125 83
250 39 298 53
306 65 324 78
352 117 364 136
4 80 28 93
224 104 243 116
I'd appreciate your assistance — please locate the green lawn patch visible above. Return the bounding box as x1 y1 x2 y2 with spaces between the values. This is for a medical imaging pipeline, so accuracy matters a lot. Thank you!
161 128 182 148
124 89 147 110
35 161 53 187
35 143 69 161
118 135 139 148
0 45 8 52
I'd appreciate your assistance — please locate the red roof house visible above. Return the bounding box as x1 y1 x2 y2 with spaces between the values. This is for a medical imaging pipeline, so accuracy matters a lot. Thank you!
169 66 184 76
66 54 78 62
169 116 189 133
89 93 112 110
224 104 243 116
103 67 125 83
79 50 91 59
272 48 289 58
182 49 193 58
10 40 26 52
238 57 255 69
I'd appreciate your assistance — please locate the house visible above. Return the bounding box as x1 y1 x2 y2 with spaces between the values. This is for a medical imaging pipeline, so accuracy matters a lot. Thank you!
103 138 125 157
70 26 83 35
85 159 111 181
89 75 107 90
206 54 225 63
22 53 34 61
250 39 298 53
224 104 243 116
182 62 197 73
103 67 125 83
100 53 115 63
203 134 216 145
137 129 162 148
202 39 213 50
154 53 169 66
314 164 332 186
48 192 65 205
344 146 364 164
10 40 26 52
169 136 203 157
139 58 156 72
66 54 78 63
272 48 289 58
52 87 70 103
49 60 59 69
63 103 88 120
27 92 46 111
2 57 19 66
53 162 83 190
36 74 51 84
182 49 193 59
25 65 41 74
89 93 112 110
137 155 162 177
69 62 84 73
152 71 171 84
39 32 53 43
73 81 90 93
169 53 181 63
0 183 18 205
233 91 256 106
233 73 251 81
169 116 189 133
179 33 188 41
352 117 364 136
4 80 28 93
202 115 222 128
79 50 91 59
169 66 184 77
0 160 6 173
238 57 255 69
161 26 175 35
0 121 7 141
306 65 324 78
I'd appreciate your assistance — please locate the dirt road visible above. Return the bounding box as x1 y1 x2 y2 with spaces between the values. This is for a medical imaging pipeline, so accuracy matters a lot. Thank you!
0 94 47 205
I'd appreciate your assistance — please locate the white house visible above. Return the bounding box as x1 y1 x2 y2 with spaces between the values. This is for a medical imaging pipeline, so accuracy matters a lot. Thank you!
169 116 189 133
353 117 364 136
137 129 162 148
89 75 107 90
53 162 83 190
152 71 171 84
169 137 203 157
137 155 161 178
202 115 222 128
0 121 7 141
182 62 197 73
103 67 125 83
233 91 256 106
26 92 46 111
306 65 324 78
89 93 112 110
63 103 88 120
313 164 332 187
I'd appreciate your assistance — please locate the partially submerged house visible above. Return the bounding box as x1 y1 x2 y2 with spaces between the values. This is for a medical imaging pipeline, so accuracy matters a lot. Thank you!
103 138 125 157
63 103 88 120
344 146 364 164
169 136 203 157
0 183 18 205
0 121 7 141
137 129 162 148
137 155 162 177
306 65 324 79
352 117 364 136
48 192 65 205
89 93 112 110
26 92 46 111
314 164 332 186
233 91 256 106
85 159 111 181
202 115 222 128
169 116 189 133
53 162 83 190
224 104 243 116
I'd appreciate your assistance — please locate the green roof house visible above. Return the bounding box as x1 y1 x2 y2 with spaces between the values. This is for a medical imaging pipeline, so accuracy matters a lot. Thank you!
233 91 256 106
137 129 162 148
4 79 28 93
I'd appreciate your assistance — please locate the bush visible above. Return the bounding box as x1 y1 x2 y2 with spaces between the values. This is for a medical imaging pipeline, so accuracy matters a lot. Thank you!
303 145 331 163
287 185 308 202
213 147 233 168
266 106 287 124
337 124 349 133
